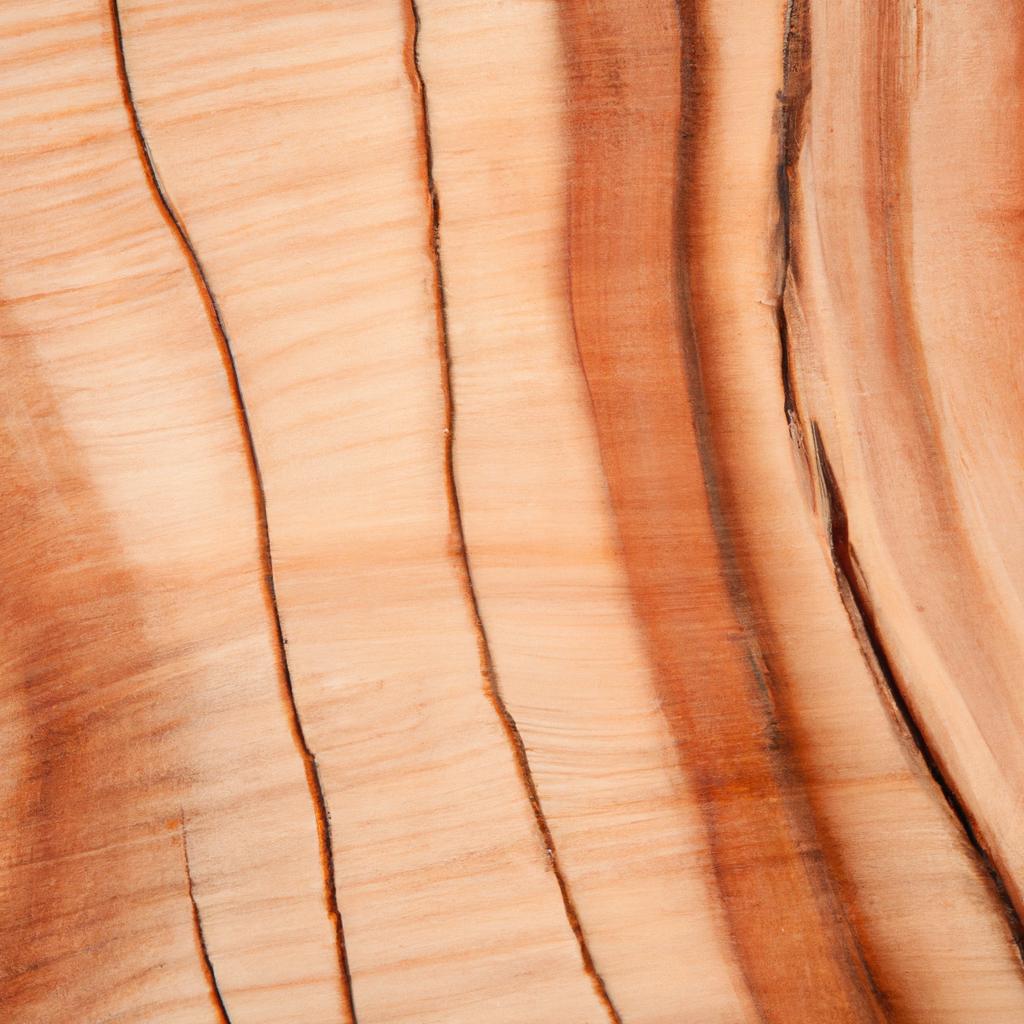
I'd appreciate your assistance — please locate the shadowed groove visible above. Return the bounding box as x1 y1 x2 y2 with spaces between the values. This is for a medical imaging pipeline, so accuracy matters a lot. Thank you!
401 3 623 1021
108 3 357 1019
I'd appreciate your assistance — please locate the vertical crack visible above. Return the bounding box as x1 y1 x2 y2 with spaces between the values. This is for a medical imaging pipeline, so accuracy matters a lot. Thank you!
180 818 232 1024
775 0 811 434
809 422 1024 966
108 4 357 1019
402 4 623 1021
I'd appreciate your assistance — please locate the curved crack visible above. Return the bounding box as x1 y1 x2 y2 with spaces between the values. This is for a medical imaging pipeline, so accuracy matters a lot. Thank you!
402 4 623 1021
108 4 357 1018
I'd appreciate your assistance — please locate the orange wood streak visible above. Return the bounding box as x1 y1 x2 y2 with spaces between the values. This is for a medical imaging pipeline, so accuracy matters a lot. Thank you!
560 2 888 1019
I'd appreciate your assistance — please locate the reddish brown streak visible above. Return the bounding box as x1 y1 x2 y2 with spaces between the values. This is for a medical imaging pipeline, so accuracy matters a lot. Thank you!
0 326 178 1018
559 2 888 1020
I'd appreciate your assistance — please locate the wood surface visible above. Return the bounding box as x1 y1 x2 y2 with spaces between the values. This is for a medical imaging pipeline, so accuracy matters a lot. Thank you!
2 1 1023 1022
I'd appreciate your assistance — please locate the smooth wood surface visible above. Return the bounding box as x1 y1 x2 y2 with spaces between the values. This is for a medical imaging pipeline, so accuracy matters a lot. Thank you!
2 2 1023 1022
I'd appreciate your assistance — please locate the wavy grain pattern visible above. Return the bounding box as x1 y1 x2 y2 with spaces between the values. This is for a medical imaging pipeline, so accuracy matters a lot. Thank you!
3 1 1024 1020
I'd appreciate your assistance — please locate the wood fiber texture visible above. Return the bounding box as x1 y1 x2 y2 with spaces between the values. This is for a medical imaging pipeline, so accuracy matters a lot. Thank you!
2 1 1023 1022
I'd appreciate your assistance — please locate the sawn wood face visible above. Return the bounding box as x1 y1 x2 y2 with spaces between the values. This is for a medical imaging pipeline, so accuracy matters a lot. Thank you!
2 2 1023 1022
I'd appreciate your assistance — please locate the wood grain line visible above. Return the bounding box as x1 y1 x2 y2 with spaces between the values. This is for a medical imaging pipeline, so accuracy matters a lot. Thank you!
108 4 357 1019
809 423 1024 968
180 819 232 1024
402 4 623 1021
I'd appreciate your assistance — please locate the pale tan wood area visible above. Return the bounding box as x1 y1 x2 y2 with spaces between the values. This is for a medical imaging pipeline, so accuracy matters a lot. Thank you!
2 2 1024 1023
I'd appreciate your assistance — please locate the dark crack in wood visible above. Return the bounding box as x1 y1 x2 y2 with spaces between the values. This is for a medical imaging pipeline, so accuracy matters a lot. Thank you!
402 5 624 1022
108 4 357 1018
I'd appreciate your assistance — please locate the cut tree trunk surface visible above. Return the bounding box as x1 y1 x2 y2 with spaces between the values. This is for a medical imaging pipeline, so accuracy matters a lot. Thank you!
2 2 1023 1023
